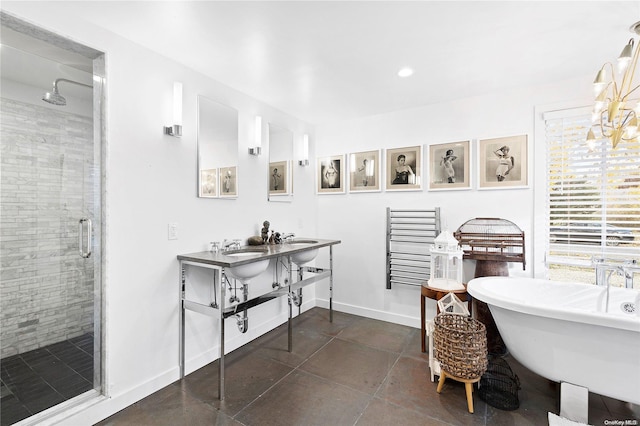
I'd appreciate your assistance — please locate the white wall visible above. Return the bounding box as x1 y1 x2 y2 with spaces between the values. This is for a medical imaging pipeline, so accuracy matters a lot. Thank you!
314 79 592 327
2 3 596 425
1 4 318 425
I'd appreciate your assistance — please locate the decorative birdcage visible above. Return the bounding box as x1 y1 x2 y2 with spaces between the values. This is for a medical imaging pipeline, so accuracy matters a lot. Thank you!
428 230 464 291
477 355 521 411
453 218 525 269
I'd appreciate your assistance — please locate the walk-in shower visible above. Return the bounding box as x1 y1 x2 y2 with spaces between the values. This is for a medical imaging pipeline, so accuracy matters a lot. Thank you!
42 78 92 106
1 11 105 425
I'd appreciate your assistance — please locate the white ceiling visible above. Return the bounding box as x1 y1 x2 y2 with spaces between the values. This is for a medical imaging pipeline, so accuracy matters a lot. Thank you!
3 1 640 125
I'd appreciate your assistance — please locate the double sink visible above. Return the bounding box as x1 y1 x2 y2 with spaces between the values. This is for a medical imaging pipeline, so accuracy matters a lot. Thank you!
220 239 320 281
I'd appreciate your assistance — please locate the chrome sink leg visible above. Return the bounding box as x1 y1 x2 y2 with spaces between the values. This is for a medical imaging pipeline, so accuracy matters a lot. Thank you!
179 262 185 378
288 293 293 352
219 270 226 401
297 267 304 315
288 255 293 353
330 245 334 323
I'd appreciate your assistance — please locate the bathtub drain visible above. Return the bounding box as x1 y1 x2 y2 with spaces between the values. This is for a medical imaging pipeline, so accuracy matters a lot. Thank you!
620 302 636 314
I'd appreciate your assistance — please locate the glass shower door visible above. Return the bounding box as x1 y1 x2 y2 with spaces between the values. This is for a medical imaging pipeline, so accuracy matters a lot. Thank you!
0 26 103 424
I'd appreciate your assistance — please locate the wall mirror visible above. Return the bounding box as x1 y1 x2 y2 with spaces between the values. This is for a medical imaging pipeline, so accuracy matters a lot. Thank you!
197 95 239 198
268 123 294 202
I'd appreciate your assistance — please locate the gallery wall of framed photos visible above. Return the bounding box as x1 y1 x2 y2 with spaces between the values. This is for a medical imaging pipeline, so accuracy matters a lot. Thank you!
315 135 528 195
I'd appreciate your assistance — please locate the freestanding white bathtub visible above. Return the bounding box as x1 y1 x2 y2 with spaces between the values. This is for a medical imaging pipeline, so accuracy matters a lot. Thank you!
467 277 640 406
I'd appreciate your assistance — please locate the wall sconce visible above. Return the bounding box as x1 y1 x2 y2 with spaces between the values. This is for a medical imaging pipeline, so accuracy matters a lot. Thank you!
299 134 309 166
164 82 183 137
249 115 262 155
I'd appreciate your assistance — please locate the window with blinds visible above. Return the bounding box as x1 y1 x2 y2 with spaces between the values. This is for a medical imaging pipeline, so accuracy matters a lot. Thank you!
544 109 640 274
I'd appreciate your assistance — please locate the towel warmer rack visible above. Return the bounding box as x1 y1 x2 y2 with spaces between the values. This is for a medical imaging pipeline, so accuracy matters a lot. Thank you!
386 207 441 289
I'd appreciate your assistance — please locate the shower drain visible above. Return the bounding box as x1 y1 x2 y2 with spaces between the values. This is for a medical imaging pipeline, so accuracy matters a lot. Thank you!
620 302 636 314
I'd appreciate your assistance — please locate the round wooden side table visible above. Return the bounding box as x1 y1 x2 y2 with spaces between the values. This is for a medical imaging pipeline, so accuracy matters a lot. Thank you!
420 284 470 353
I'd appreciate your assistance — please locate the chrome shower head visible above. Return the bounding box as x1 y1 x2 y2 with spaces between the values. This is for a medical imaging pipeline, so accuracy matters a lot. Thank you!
42 78 92 106
42 85 66 106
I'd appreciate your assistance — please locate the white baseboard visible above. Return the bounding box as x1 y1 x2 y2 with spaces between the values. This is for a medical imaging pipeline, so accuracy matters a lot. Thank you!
315 298 420 329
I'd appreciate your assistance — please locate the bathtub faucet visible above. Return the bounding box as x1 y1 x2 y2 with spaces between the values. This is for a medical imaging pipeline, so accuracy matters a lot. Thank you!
593 257 639 289
593 258 617 313
622 260 639 289
593 257 614 288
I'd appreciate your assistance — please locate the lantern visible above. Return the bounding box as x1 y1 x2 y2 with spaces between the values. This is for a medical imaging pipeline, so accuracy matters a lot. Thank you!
428 230 464 290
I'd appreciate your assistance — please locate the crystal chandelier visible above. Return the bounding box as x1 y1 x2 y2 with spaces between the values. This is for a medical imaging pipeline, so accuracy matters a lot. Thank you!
588 21 640 149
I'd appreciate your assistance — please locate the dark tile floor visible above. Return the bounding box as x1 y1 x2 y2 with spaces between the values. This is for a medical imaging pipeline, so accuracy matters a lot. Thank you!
1 333 94 426
97 307 639 425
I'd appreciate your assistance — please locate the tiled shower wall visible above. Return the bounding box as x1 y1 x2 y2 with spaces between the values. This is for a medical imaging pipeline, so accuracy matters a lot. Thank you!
0 97 95 358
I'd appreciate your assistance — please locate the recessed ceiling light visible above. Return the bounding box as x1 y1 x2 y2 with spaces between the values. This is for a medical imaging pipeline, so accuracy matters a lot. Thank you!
398 67 414 78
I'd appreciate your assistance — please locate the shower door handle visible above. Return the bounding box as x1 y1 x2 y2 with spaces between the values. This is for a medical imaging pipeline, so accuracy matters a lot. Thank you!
79 218 92 258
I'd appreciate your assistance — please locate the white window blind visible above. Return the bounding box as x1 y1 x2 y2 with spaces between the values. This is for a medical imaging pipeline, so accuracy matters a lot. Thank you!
545 111 640 267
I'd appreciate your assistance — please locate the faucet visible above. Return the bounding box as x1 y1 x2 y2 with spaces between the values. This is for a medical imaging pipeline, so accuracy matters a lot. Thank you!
593 257 639 313
623 260 639 289
593 257 638 288
222 239 241 252
281 233 295 243
593 257 607 287
593 257 617 313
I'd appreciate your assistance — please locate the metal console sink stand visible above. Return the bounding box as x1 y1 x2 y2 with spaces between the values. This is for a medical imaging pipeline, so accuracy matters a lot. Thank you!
176 239 340 400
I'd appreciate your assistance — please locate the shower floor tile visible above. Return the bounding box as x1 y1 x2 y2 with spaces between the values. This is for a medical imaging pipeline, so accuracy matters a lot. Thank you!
0 334 93 426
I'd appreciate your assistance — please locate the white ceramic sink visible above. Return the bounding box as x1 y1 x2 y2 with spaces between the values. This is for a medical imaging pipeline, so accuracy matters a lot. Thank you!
287 240 319 265
224 249 270 281
288 239 319 244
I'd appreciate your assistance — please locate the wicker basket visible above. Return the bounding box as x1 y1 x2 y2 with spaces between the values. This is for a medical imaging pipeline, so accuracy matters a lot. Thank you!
433 313 488 380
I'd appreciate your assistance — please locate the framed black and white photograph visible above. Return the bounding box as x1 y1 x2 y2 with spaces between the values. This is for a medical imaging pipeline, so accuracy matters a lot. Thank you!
428 141 470 191
269 161 289 195
199 168 218 198
317 155 345 194
219 166 238 197
349 150 381 192
385 146 422 191
478 135 528 189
